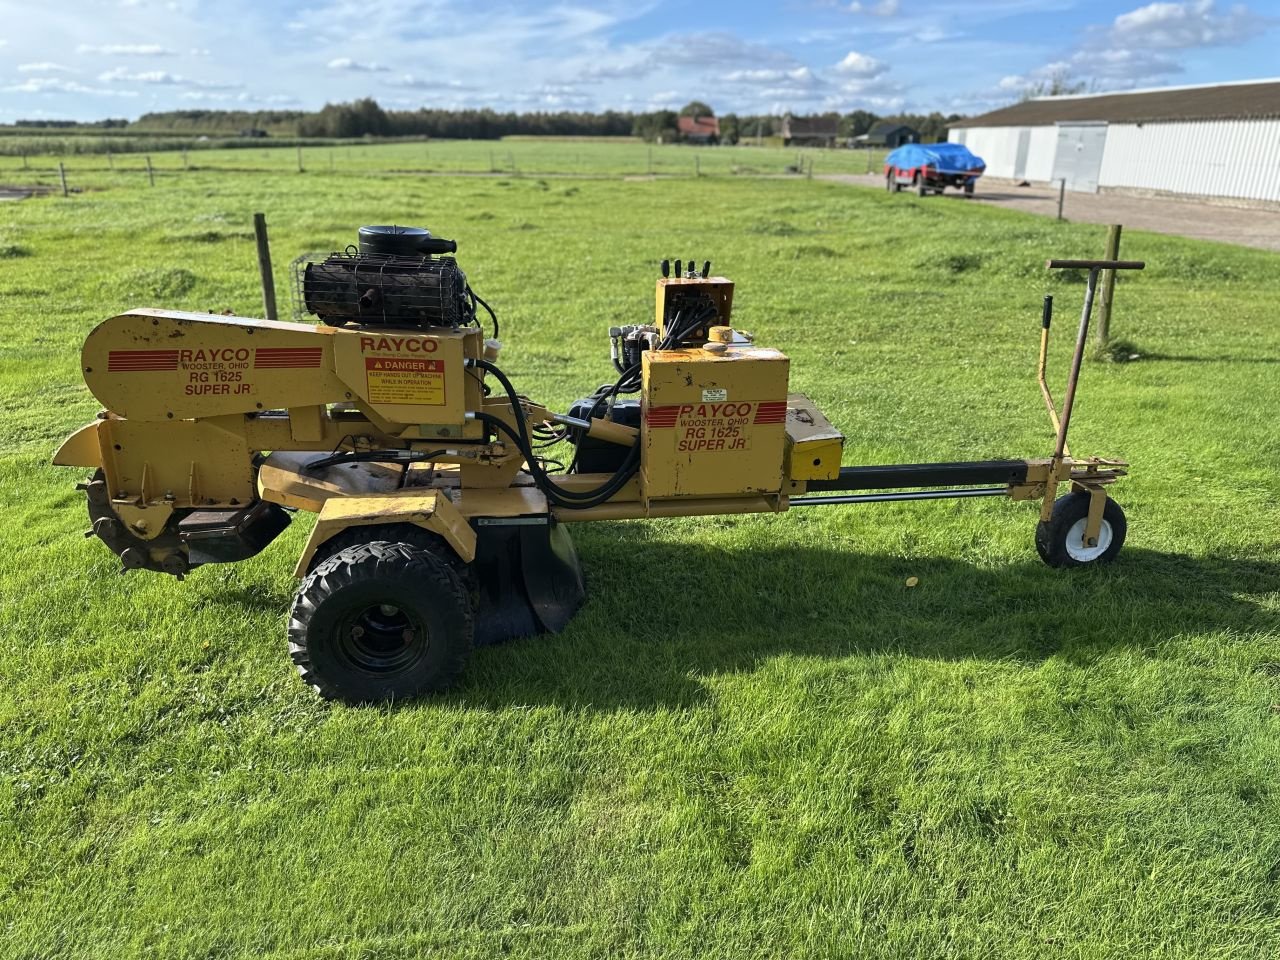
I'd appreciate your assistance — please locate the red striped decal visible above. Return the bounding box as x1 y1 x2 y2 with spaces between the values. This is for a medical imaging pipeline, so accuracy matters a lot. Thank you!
645 405 680 427
254 347 323 369
754 401 788 424
107 350 180 372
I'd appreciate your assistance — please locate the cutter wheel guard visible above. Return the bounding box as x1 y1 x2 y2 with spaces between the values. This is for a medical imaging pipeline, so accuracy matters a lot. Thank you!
55 223 1143 703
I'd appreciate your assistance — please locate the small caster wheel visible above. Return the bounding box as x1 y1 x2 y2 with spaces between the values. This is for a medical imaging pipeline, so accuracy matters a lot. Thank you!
1035 492 1127 568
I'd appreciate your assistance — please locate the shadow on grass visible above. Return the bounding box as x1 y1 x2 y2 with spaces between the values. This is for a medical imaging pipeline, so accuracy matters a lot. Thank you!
1131 352 1280 365
449 542 1279 712
196 536 1278 713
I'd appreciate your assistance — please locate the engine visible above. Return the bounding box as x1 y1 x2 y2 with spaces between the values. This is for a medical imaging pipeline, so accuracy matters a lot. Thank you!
300 224 476 329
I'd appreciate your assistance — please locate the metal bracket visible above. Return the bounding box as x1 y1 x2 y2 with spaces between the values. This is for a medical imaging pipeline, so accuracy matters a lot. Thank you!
1083 485 1107 548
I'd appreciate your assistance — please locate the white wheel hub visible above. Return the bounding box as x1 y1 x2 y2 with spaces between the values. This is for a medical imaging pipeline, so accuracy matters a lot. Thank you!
1064 517 1112 562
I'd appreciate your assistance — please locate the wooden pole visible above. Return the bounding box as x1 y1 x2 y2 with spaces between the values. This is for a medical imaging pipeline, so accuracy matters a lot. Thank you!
146 155 155 187
253 212 278 322
695 154 700 177
58 162 68 197
296 145 303 173
1096 224 1123 345
181 147 188 170
1056 178 1066 220
21 152 27 170
647 146 653 174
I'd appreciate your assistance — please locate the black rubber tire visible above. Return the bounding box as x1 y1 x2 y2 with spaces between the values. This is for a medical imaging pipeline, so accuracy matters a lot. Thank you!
964 182 975 196
304 522 461 577
1035 492 1127 568
288 541 473 702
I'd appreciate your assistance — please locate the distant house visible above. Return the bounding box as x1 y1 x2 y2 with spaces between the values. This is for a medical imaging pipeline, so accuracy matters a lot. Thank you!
677 115 720 144
863 122 919 148
781 114 839 148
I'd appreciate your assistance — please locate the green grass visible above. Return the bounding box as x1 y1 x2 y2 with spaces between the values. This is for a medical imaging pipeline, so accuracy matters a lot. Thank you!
1 142 1278 958
0 137 882 184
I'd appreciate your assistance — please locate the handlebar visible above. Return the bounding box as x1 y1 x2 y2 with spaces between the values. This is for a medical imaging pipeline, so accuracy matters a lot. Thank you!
1046 259 1145 270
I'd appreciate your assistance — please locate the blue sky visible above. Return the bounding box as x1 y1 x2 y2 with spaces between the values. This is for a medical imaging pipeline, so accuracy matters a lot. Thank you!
1 0 1277 121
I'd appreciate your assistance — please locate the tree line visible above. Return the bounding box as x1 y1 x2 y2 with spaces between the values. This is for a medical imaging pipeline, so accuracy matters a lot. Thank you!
44 98 964 144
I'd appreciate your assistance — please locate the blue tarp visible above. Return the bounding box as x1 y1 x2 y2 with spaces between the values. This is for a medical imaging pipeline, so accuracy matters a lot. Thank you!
886 143 985 174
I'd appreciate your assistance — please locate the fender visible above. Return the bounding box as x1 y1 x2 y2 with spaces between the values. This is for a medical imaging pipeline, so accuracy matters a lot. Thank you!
295 491 477 577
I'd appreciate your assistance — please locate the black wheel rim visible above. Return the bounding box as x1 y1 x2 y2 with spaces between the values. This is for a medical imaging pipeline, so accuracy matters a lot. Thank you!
334 602 428 675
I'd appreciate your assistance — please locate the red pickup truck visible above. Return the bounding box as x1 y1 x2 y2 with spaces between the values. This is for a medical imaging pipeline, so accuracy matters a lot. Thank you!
885 143 986 197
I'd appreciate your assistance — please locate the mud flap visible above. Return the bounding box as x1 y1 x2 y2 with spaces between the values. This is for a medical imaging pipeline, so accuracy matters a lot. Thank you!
471 518 586 647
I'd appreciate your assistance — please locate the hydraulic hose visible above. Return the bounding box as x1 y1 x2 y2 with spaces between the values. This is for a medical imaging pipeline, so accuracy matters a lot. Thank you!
470 358 640 509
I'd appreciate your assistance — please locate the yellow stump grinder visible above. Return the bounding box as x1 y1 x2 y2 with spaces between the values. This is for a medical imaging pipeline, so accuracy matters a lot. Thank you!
54 224 1143 702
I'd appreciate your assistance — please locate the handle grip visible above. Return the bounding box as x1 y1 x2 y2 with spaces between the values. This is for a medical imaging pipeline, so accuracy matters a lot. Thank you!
418 237 458 254
1045 259 1144 270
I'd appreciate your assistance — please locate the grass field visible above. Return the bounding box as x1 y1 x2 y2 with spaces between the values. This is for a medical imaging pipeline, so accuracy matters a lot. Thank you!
1 142 1278 958
0 137 883 184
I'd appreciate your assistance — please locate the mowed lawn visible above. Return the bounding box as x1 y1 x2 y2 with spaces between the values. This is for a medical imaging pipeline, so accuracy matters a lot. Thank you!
1 150 1278 958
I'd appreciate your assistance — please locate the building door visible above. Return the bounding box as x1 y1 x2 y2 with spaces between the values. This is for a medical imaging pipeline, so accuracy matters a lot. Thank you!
1052 122 1107 192
1012 128 1031 180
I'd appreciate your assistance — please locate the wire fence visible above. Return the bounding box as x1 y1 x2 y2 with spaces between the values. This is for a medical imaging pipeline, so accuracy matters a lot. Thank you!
0 140 890 193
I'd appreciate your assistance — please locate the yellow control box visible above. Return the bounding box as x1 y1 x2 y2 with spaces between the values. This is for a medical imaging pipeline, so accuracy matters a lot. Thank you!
641 346 790 499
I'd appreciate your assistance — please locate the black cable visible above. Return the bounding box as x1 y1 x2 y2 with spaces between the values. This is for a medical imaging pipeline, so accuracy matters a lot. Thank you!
471 289 499 340
471 358 639 507
474 410 638 509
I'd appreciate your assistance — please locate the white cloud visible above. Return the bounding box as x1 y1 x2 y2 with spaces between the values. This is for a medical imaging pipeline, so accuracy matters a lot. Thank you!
849 0 900 14
724 66 821 85
326 57 390 72
659 32 795 67
835 51 888 77
1111 0 1261 48
18 62 72 73
99 67 241 90
3 77 139 96
76 43 172 55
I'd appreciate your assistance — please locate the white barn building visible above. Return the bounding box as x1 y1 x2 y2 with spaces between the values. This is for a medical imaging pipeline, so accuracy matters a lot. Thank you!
949 79 1280 204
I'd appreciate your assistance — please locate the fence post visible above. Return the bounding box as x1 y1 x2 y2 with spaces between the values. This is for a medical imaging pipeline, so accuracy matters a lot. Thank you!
1096 224 1123 346
21 152 27 170
296 145 304 173
146 155 155 187
695 154 700 177
182 147 188 170
58 162 68 197
648 146 653 175
253 212 279 322
107 151 114 170
1056 178 1066 220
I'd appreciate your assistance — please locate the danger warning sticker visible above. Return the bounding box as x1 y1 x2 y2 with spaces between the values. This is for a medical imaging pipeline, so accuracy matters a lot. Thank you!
365 356 445 405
